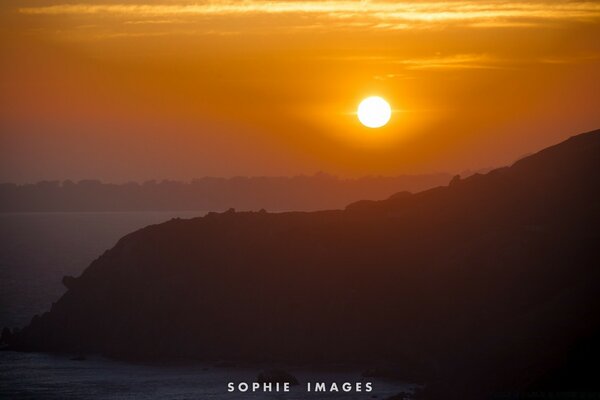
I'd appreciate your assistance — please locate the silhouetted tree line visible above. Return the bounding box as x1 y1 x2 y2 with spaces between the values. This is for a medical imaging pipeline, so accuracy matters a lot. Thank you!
0 173 451 212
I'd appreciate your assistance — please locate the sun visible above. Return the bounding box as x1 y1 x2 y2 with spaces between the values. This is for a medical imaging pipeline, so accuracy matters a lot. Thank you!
357 96 391 128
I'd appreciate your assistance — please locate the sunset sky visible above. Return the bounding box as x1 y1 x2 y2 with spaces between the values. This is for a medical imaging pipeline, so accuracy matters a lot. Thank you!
1 0 599 182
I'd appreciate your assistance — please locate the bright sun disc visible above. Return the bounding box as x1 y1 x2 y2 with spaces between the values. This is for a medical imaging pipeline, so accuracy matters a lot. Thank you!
357 96 391 128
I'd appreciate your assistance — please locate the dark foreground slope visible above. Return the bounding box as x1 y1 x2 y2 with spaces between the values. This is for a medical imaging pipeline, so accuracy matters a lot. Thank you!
6 130 600 399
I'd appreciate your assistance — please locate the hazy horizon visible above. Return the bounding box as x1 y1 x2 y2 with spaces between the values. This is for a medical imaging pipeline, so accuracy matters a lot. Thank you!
0 172 456 212
1 170 474 186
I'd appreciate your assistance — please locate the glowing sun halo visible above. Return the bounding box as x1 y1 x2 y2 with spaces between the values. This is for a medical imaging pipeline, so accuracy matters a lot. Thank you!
357 96 391 128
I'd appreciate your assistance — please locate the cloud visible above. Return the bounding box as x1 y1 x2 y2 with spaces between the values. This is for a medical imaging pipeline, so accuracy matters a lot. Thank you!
395 54 502 70
369 52 600 79
17 1 600 31
538 54 600 64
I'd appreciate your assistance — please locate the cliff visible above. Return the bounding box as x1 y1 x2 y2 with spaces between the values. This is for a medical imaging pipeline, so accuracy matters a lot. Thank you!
5 129 600 399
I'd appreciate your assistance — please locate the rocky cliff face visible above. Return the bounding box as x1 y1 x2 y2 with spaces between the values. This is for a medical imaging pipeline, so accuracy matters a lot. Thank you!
6 130 600 399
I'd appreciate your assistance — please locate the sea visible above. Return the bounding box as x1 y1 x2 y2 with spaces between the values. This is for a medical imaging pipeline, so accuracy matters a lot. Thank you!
0 212 414 399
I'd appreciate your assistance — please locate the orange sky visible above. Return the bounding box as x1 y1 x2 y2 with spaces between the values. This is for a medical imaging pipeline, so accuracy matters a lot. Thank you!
1 0 599 182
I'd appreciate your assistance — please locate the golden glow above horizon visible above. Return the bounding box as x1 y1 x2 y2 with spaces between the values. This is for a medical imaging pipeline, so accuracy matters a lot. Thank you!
1 1 600 182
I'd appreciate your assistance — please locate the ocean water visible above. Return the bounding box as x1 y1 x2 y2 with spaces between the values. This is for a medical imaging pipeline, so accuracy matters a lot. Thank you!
0 212 413 399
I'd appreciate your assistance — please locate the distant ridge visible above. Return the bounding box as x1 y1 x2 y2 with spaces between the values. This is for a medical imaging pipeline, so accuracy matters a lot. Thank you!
0 173 451 212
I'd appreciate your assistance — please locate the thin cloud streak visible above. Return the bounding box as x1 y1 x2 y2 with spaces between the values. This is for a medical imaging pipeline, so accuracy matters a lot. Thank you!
18 1 600 28
369 52 600 78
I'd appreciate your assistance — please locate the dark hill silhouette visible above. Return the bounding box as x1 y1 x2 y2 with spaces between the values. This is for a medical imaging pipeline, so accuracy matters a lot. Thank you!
4 129 600 399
